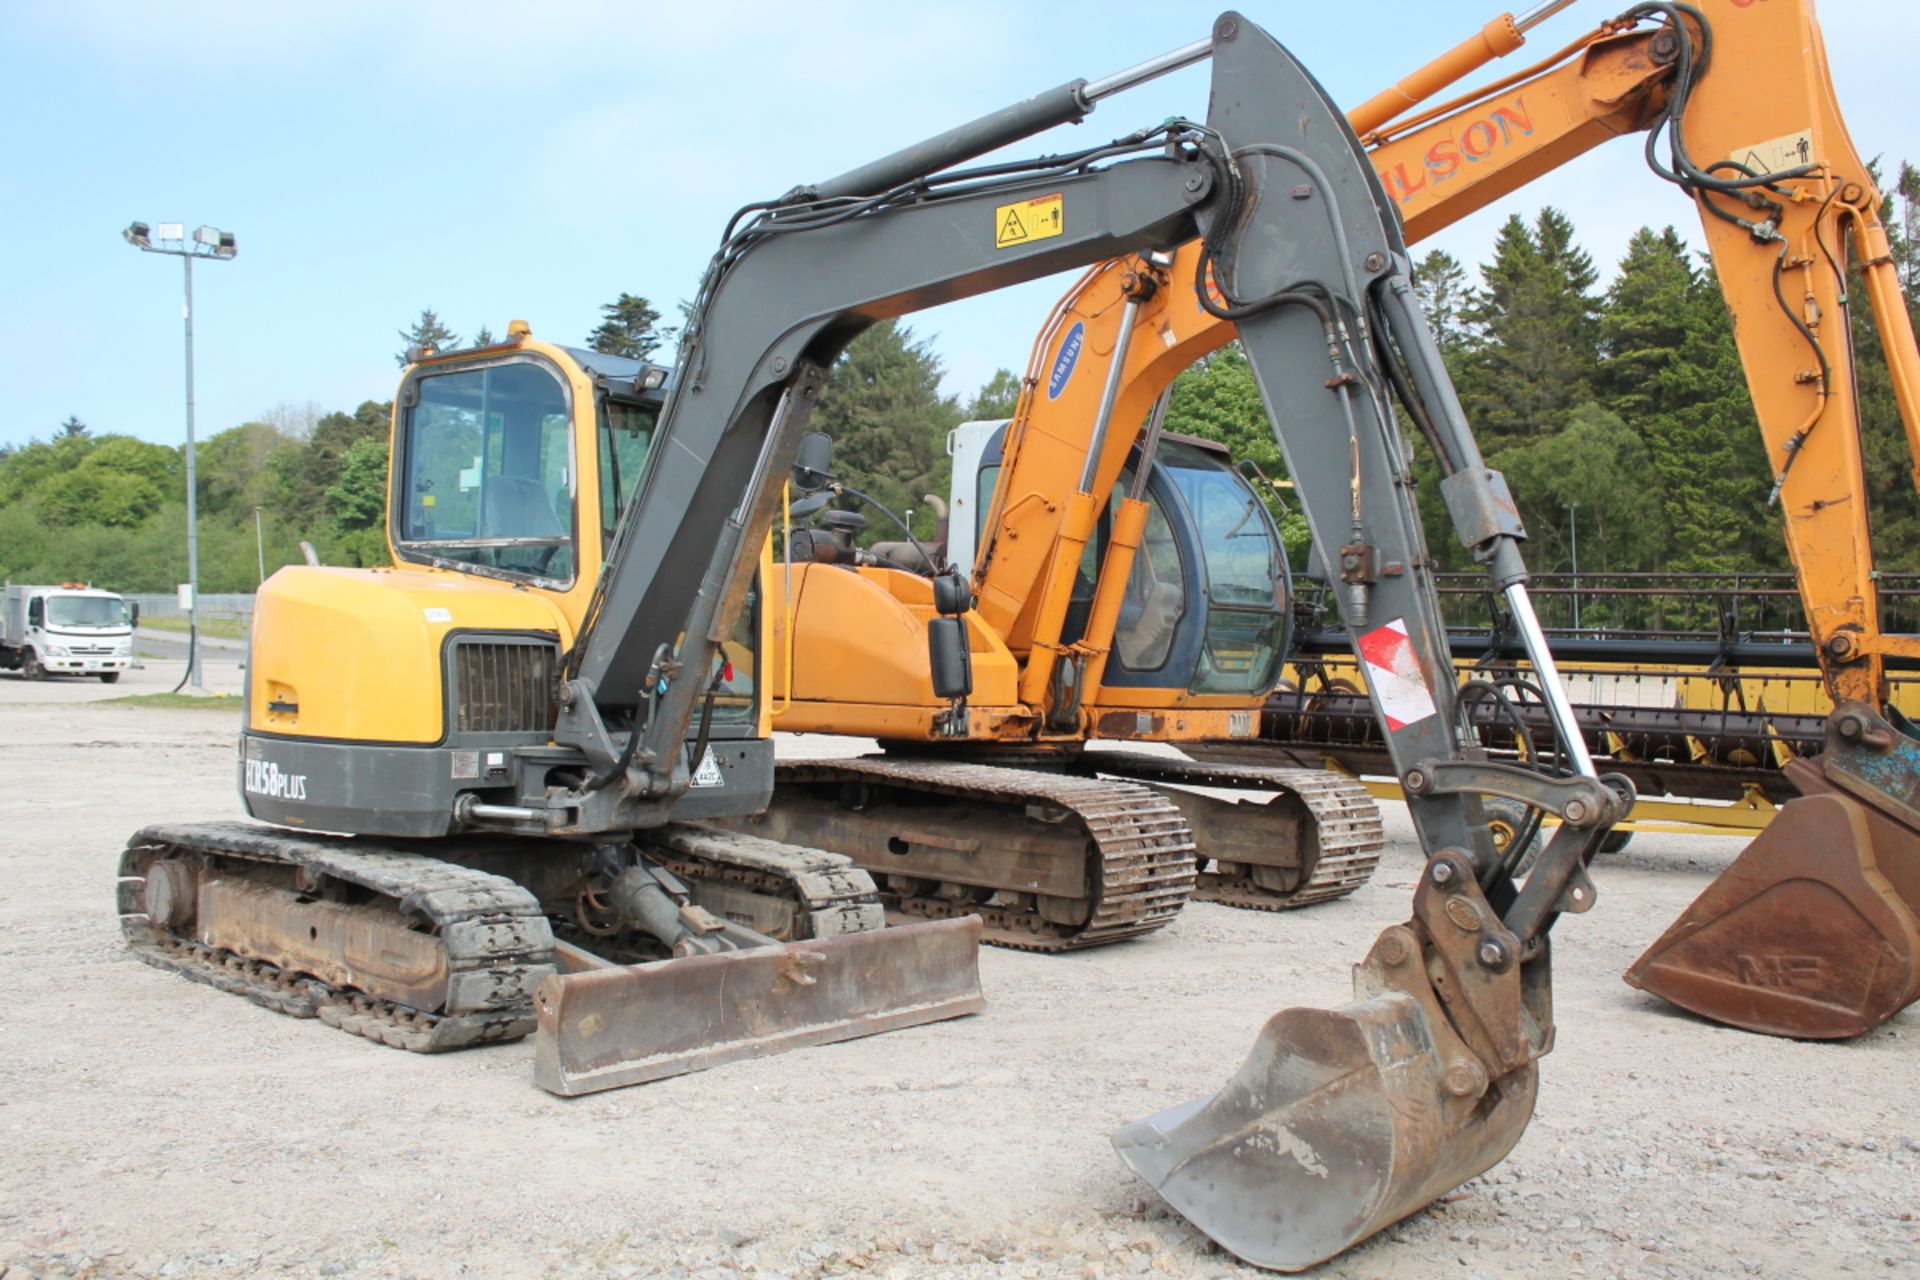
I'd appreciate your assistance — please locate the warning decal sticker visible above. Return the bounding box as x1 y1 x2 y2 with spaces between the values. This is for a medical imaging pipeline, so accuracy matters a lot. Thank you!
995 192 1064 249
1356 617 1439 732
1731 129 1814 177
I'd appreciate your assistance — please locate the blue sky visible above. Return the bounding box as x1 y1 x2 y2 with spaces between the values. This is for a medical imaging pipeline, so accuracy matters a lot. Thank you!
1 0 1913 451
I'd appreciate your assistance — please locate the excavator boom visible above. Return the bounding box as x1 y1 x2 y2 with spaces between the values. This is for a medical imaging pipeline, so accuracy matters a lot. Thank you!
981 0 1920 1041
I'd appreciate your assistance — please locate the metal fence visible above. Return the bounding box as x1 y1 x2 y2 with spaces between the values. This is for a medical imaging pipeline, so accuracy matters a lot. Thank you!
127 592 256 621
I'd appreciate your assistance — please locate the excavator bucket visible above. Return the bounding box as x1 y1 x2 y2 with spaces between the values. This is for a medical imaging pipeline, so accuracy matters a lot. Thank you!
1115 931 1538 1272
1624 790 1920 1038
1626 705 1920 1039
533 916 984 1095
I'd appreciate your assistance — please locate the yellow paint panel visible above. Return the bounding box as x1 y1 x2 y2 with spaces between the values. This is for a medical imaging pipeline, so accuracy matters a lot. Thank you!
248 564 571 744
995 192 1064 249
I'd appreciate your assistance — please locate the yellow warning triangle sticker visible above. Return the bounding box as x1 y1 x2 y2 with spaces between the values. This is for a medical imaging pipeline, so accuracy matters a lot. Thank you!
997 207 1028 247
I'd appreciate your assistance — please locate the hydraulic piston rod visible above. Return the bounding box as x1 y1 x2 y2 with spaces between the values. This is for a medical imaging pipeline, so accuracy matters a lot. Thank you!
804 35 1217 203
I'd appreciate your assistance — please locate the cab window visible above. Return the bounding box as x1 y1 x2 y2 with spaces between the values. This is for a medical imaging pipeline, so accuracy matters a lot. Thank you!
398 361 575 582
1112 468 1186 672
598 397 658 545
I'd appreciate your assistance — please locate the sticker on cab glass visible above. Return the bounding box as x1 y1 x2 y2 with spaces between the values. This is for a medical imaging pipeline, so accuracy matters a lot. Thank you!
1047 322 1085 400
995 192 1063 249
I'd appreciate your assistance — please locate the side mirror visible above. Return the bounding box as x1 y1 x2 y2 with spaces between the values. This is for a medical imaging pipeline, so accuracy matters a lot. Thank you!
928 617 973 700
792 431 834 493
129 602 140 625
27 600 42 628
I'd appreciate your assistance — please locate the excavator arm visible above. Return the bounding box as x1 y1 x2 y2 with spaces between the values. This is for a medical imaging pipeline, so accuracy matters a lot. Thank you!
981 0 1920 1041
531 11 1626 1269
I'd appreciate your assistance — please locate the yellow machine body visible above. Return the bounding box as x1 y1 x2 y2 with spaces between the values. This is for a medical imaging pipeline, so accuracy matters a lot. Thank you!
246 333 773 749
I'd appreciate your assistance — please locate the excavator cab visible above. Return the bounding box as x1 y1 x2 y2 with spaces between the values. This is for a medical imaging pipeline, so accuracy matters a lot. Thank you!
956 421 1290 701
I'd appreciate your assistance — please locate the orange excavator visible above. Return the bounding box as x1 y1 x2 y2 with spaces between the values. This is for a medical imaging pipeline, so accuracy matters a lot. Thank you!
765 0 1920 1037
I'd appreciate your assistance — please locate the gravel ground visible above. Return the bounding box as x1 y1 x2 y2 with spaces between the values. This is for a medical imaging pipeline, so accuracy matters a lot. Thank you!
1 661 1915 1279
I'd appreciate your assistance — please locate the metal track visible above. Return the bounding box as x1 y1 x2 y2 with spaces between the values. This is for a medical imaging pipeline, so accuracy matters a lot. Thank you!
1080 751 1385 911
767 758 1197 951
118 821 556 1053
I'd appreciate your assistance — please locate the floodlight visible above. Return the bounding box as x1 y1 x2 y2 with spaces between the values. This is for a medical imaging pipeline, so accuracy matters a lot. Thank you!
123 221 151 248
156 222 185 242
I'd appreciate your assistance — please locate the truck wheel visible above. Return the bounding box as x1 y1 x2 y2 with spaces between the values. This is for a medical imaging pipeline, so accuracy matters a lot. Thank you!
1482 797 1544 877
99 672 121 685
22 651 44 681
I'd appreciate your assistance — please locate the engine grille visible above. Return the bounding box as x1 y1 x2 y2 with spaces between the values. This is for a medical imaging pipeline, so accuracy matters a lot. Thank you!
452 640 556 735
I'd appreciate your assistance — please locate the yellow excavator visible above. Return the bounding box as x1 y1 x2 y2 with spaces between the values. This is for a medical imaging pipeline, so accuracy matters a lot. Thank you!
118 11 1647 1270
851 0 1918 1042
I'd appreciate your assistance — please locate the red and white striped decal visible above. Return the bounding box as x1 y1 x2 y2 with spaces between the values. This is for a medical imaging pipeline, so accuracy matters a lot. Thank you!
1356 617 1438 732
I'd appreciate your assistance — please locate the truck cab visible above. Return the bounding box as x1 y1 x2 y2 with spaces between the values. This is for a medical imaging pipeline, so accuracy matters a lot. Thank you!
1 584 136 682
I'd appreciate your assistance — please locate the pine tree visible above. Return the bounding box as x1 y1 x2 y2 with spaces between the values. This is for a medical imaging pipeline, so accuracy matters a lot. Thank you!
1848 162 1920 569
587 294 663 360
1454 210 1601 450
810 321 960 540
1601 229 1776 574
59 415 89 439
396 309 459 367
1412 249 1471 356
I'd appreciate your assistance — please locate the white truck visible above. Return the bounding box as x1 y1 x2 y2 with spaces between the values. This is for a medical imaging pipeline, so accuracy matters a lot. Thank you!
1 584 136 682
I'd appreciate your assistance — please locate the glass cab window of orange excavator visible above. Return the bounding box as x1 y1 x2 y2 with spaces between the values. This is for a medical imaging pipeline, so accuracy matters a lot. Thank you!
1159 441 1288 695
395 359 576 586
1101 440 1288 695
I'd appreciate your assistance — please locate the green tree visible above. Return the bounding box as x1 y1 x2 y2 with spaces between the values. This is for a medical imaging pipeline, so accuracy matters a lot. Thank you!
587 293 664 360
1848 160 1920 568
1163 345 1310 562
1599 227 1778 574
1488 403 1666 594
35 436 181 528
472 325 495 348
966 368 1022 420
1413 249 1472 356
811 321 960 541
325 436 390 531
397 309 459 367
59 415 89 439
1455 209 1601 450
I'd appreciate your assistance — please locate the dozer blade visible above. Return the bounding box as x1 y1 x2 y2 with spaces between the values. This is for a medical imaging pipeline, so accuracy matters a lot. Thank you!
1625 791 1920 1038
1114 989 1536 1272
532 916 984 1096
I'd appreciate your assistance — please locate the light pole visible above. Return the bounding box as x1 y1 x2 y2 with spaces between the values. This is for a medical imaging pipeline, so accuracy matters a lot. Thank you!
124 221 237 692
1565 502 1580 633
254 505 267 584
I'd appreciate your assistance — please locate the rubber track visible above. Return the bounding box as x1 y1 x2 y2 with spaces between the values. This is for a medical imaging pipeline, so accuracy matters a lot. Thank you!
773 758 1196 951
653 824 887 939
118 821 556 1052
1080 751 1385 910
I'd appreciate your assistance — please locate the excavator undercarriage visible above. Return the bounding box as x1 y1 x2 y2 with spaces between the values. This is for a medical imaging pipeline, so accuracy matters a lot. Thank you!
119 820 985 1083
